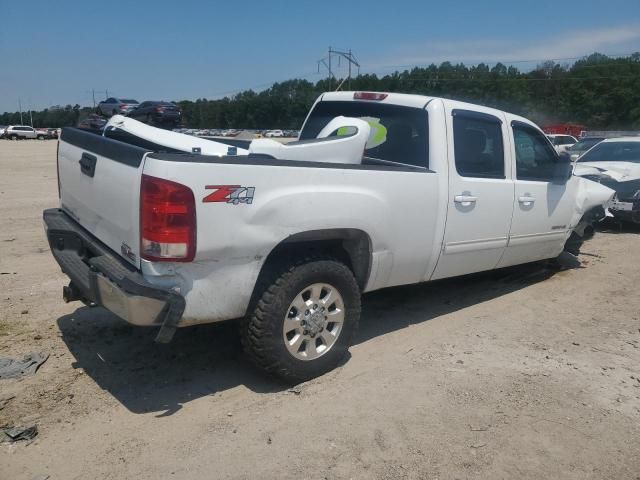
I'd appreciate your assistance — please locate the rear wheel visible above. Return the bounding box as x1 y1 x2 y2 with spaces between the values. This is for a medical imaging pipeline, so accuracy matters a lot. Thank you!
242 258 360 382
37 135 45 140
10 134 18 140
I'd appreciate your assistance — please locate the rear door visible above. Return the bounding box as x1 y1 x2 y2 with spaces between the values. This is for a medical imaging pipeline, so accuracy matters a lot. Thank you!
431 105 515 280
498 118 578 267
57 128 150 267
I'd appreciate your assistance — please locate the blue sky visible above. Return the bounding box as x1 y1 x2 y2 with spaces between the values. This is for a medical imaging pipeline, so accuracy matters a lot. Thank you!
1 0 639 112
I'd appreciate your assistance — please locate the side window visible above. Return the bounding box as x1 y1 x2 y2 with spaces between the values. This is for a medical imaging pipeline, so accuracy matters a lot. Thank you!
513 123 559 181
453 111 505 179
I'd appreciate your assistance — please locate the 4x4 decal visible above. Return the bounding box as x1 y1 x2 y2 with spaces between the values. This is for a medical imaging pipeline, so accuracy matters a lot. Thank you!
203 185 255 205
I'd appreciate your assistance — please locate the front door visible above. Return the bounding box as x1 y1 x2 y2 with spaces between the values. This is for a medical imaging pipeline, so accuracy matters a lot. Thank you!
498 119 578 268
431 106 515 280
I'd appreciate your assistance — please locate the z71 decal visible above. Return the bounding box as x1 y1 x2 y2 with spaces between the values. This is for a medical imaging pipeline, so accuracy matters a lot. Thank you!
203 185 255 205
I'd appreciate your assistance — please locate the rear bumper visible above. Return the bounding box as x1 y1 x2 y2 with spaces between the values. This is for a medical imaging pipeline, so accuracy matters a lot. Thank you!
43 208 185 342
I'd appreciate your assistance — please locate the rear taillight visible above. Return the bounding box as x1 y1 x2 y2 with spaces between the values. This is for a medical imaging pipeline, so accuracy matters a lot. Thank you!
353 92 388 101
140 175 196 262
155 106 164 113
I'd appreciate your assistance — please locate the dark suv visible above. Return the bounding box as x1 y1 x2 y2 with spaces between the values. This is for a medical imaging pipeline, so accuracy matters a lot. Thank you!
126 101 182 127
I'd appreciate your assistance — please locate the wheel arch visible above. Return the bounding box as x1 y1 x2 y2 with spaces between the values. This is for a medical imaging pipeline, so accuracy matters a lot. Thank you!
248 228 372 314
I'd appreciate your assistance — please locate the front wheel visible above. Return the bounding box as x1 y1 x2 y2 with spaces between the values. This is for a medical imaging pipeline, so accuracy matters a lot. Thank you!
242 258 361 382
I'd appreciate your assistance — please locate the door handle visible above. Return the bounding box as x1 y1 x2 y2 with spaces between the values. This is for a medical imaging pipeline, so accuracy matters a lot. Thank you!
79 152 97 178
518 196 536 205
454 195 478 204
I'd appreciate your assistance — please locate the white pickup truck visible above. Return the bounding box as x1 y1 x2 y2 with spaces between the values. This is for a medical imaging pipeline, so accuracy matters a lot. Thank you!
44 91 614 381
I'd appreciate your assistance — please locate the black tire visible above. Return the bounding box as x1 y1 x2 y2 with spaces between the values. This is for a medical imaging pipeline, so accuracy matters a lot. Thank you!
37 135 44 140
242 258 361 383
10 134 18 140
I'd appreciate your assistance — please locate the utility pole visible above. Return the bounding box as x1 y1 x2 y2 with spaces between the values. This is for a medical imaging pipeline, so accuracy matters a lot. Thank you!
92 89 96 108
328 47 332 90
317 47 360 91
18 98 23 124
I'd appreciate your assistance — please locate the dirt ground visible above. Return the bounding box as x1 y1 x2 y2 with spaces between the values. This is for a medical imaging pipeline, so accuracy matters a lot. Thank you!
1 140 639 480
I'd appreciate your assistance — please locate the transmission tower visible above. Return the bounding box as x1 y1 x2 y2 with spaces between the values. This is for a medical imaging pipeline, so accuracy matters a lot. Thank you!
317 47 360 91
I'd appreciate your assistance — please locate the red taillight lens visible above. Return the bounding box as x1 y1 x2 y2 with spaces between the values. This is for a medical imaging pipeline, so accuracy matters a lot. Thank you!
140 175 196 262
155 106 164 113
353 92 388 101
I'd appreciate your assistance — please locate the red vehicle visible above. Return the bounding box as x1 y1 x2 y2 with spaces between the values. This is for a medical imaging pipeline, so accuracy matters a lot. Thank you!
543 124 587 138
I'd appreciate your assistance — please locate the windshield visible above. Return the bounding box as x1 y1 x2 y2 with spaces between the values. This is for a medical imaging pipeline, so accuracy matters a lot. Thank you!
578 141 640 163
120 99 138 103
570 138 603 152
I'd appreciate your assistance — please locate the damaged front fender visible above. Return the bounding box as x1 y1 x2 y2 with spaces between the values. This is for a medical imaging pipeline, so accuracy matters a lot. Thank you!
564 177 615 254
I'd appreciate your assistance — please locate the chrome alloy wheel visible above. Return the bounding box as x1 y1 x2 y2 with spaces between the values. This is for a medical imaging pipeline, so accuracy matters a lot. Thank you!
282 283 345 361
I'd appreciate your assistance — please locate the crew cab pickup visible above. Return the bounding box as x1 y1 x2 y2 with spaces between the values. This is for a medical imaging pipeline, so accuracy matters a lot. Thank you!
44 91 614 381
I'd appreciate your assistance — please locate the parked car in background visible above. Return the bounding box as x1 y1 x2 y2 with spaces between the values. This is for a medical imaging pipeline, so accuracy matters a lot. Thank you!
126 101 182 127
4 125 37 140
265 129 284 138
97 98 139 117
546 134 577 154
76 114 108 133
574 138 640 223
565 137 606 161
35 128 57 140
0 126 6 138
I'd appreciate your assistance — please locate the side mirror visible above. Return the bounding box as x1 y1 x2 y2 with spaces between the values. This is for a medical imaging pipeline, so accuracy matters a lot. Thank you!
552 155 573 184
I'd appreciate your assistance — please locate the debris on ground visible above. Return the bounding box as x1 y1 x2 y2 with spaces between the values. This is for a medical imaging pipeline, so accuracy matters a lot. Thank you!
0 353 49 379
469 425 489 431
1 425 38 443
0 394 16 410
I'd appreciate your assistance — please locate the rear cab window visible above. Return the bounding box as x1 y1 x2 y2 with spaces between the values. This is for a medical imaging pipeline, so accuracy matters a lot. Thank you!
300 101 429 168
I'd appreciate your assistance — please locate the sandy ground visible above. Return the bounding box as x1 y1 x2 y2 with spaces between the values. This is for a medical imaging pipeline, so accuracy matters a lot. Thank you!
1 140 639 480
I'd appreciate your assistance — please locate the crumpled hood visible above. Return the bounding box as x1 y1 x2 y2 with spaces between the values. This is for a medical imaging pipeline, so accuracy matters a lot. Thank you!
576 161 640 182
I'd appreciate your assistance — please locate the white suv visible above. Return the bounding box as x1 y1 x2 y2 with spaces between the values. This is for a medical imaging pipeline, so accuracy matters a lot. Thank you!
5 125 37 140
265 129 284 138
546 134 577 154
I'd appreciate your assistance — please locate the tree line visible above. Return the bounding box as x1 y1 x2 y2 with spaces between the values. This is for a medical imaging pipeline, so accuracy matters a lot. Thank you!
2 52 639 130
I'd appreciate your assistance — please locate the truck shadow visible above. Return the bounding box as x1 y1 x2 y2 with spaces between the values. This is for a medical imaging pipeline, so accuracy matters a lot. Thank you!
57 261 562 416
357 261 557 345
596 218 640 234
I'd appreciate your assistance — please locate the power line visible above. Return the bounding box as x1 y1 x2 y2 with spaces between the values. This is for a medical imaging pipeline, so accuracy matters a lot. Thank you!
206 71 321 99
